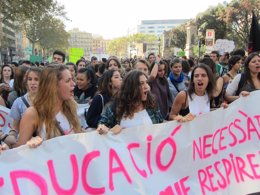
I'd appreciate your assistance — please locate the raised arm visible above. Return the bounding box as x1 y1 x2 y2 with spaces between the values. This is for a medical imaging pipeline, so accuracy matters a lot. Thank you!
149 62 158 81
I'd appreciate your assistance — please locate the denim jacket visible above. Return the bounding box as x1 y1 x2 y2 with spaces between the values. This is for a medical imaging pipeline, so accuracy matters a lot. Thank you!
98 103 163 128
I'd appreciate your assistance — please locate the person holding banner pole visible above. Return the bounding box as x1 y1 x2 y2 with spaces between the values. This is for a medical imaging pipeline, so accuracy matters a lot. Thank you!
12 65 82 148
169 64 216 122
97 70 163 134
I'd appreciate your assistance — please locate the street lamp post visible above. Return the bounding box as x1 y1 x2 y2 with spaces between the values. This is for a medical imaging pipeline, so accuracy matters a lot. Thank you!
198 39 201 59
158 37 161 56
198 28 202 59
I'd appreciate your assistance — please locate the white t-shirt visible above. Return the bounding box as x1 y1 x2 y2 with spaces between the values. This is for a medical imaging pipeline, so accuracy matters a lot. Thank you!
225 74 241 96
188 93 210 116
9 79 14 89
39 112 74 140
120 109 152 129
9 93 30 121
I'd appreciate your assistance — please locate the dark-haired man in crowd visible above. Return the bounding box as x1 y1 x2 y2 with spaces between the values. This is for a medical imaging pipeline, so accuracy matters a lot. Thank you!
21 60 31 67
90 56 98 72
210 50 223 76
52 50 65 64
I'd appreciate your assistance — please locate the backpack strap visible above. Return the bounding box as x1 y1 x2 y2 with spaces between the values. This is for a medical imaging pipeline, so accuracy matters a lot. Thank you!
98 94 104 110
21 96 30 108
184 91 188 108
21 95 39 137
226 73 233 79
170 80 180 92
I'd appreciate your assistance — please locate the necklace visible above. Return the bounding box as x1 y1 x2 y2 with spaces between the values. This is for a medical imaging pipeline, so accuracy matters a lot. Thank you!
228 71 236 79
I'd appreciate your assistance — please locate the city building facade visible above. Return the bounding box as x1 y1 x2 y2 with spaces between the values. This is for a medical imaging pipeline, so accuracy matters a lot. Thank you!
0 18 16 65
135 19 189 57
92 35 110 60
137 19 189 37
68 28 92 59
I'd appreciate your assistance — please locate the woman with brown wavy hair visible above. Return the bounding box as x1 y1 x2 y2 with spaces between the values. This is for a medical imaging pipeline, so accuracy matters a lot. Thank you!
14 64 82 148
97 70 163 134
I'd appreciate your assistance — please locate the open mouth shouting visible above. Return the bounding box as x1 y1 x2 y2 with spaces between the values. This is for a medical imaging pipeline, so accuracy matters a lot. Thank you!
142 90 149 101
197 81 204 87
70 88 74 97
195 81 207 92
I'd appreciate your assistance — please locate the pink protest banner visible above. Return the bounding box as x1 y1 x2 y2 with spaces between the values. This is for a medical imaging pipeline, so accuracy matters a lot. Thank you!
0 103 90 133
0 91 260 195
0 105 13 134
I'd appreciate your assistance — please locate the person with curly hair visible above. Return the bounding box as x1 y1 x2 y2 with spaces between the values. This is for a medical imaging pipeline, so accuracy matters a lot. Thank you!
97 70 163 134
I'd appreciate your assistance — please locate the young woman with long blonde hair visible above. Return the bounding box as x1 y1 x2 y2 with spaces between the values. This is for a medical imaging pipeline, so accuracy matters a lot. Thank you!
15 65 82 148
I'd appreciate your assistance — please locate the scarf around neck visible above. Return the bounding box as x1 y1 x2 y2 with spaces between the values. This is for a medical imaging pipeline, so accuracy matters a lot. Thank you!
169 72 184 83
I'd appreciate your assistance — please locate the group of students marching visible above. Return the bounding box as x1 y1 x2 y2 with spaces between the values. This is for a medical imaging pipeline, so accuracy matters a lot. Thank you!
0 49 259 151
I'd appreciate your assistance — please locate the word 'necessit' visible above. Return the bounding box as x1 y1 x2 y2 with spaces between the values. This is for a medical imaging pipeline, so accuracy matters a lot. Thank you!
193 110 260 161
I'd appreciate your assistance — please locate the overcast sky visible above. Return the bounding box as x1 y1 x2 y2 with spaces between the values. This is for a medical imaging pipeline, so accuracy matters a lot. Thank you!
57 0 230 39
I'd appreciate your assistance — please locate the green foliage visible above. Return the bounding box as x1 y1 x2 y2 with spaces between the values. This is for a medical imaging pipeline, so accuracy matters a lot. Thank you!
196 4 229 42
177 50 186 57
107 1 260 55
107 33 157 57
39 17 69 52
0 0 68 55
221 0 260 48
196 0 260 50
170 24 187 50
127 33 157 44
107 37 128 57
0 0 67 22
21 0 67 54
193 44 206 57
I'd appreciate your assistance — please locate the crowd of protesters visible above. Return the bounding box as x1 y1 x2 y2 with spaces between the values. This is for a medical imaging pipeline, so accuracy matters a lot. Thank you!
0 48 259 150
